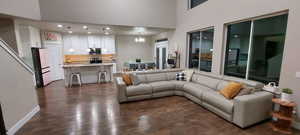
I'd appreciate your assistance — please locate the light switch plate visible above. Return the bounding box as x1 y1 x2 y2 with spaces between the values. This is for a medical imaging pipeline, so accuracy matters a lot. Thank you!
296 72 300 78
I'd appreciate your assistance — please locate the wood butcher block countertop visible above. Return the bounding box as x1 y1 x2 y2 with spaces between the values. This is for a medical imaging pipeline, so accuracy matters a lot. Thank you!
62 63 115 68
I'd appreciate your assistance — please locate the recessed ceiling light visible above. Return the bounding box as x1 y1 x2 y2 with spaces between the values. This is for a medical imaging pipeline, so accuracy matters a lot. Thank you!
57 24 63 28
83 25 88 29
68 31 73 34
87 32 92 34
105 27 111 30
104 32 109 35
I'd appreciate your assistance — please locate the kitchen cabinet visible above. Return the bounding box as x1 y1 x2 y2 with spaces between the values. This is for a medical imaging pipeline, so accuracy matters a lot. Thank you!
18 25 41 48
63 34 116 55
29 26 41 48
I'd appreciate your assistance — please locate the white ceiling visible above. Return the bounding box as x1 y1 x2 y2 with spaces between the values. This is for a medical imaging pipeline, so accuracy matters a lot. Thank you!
15 19 172 36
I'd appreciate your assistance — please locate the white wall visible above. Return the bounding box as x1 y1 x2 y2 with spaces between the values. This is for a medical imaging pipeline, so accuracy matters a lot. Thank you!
174 0 300 127
116 35 153 71
152 31 177 54
39 0 176 28
0 0 41 20
0 44 39 133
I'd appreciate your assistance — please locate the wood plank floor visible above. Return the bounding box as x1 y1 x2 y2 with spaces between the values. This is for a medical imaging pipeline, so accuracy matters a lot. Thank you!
16 81 299 135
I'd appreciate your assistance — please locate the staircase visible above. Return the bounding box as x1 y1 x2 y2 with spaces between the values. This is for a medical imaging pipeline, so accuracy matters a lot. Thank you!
0 38 33 74
0 38 38 135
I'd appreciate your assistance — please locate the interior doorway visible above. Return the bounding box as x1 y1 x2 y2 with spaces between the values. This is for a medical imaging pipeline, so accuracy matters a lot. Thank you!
155 40 168 70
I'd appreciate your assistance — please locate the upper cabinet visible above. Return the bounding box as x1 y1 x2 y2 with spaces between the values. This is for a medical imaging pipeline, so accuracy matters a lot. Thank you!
63 34 115 55
29 26 42 48
18 25 42 48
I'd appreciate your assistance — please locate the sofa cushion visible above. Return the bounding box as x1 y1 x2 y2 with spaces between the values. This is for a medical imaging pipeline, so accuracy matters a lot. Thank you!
149 81 175 92
183 83 213 99
146 73 168 82
202 90 234 114
237 87 255 96
223 76 264 89
191 73 221 89
166 71 178 80
171 80 187 90
126 84 152 96
216 80 230 90
131 74 148 85
183 69 195 82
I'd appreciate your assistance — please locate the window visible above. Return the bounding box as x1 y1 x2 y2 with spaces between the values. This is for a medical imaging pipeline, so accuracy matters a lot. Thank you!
224 14 288 84
224 21 252 78
188 29 214 72
189 0 208 9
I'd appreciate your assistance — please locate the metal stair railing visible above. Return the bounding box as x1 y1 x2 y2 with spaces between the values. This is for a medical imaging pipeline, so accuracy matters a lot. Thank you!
0 38 34 74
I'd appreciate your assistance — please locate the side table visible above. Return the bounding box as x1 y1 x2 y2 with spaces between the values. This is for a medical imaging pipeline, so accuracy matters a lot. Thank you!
270 98 296 134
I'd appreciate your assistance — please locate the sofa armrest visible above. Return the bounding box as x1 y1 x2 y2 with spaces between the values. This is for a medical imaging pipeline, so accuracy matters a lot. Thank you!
115 77 127 103
233 91 273 128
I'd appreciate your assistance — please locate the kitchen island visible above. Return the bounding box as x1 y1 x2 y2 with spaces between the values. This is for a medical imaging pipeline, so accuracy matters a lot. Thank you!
63 63 116 87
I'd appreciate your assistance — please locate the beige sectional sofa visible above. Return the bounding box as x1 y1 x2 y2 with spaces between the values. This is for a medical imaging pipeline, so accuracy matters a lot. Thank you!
115 69 273 128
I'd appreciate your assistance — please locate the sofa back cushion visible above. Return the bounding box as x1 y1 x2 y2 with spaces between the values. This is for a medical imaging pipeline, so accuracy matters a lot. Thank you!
216 80 230 90
131 74 148 85
166 71 179 80
146 73 168 83
223 76 264 89
191 72 222 89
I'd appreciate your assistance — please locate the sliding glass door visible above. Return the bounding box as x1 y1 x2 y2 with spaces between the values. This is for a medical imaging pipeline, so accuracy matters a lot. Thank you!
189 29 214 72
224 14 288 83
248 15 288 83
224 21 252 78
189 32 201 69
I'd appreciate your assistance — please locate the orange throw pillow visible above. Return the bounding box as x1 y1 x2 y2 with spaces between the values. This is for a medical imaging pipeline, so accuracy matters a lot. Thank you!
122 74 133 86
219 82 243 99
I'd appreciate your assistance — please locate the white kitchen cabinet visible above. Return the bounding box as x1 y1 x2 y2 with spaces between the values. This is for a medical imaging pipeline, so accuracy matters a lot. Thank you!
102 35 115 54
63 34 116 55
87 35 95 48
29 26 41 48
62 35 72 55
18 25 42 48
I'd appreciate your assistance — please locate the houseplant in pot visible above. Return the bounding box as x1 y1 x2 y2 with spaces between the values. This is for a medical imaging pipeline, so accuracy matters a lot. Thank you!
281 88 293 102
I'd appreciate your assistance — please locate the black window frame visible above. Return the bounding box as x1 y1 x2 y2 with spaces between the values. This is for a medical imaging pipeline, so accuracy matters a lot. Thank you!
189 0 208 9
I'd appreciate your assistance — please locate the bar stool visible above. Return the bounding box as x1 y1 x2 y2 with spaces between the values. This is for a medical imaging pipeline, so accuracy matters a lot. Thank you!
97 66 107 83
69 67 82 87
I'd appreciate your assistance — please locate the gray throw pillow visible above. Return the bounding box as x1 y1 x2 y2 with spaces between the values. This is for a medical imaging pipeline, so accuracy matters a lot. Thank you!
237 87 255 96
131 74 147 85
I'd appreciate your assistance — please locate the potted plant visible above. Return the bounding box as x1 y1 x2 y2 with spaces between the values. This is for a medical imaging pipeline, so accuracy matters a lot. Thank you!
281 88 293 102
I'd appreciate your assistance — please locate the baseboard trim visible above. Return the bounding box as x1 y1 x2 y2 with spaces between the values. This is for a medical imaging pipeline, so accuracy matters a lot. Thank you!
7 105 40 135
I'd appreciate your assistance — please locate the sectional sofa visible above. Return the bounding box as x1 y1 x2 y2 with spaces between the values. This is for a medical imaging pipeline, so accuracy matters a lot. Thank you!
115 69 273 128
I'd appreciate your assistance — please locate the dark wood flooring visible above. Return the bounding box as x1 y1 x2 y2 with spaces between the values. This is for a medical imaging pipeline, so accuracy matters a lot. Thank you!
16 81 299 135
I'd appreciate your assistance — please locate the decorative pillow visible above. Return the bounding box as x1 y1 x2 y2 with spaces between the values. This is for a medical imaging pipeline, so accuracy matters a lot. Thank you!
237 87 255 96
219 82 243 99
183 69 194 82
131 73 147 85
122 73 133 86
176 72 186 81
